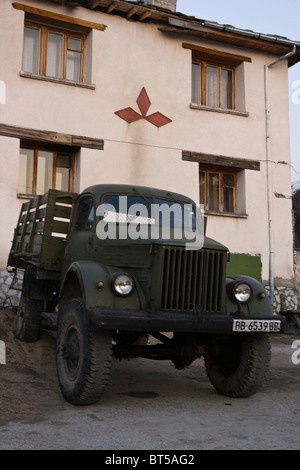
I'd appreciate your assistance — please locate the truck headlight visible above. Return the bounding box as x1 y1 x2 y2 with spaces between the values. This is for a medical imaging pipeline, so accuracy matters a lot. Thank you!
112 273 134 297
232 282 252 304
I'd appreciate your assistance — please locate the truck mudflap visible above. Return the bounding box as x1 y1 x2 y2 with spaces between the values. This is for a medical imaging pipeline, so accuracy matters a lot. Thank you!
87 307 286 334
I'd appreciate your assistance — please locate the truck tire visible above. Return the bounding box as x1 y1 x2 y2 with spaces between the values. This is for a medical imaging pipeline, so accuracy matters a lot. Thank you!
204 334 271 398
56 299 113 405
15 296 44 342
15 265 43 342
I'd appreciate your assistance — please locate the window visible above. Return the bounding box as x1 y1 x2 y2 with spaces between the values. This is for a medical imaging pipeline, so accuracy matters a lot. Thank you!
75 197 95 231
192 61 234 110
22 22 86 82
18 145 75 196
183 43 251 113
199 167 237 214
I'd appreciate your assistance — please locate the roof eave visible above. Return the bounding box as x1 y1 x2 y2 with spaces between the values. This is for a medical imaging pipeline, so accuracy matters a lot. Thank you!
47 0 300 66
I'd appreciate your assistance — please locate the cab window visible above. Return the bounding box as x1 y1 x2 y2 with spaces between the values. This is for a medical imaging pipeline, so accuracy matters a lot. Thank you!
75 197 94 230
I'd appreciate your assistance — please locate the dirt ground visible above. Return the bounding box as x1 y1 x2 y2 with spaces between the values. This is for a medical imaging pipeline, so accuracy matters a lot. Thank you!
0 307 299 451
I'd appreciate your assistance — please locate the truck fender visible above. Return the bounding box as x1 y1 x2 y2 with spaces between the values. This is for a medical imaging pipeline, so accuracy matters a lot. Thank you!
59 261 142 313
225 275 273 317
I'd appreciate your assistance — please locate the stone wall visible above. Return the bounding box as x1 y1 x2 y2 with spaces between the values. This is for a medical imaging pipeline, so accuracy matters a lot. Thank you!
264 284 298 314
0 269 23 310
294 250 300 305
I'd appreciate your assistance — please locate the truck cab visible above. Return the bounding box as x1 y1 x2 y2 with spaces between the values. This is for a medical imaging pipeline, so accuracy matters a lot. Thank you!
8 184 285 405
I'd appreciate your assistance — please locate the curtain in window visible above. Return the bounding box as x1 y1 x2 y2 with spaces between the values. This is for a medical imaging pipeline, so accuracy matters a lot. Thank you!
18 148 34 194
208 173 220 212
221 70 232 109
46 33 63 78
37 151 53 194
66 38 81 82
192 63 201 104
23 27 39 74
207 67 219 108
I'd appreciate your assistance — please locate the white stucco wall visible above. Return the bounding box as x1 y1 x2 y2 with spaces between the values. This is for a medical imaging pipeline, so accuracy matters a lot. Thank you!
0 0 295 288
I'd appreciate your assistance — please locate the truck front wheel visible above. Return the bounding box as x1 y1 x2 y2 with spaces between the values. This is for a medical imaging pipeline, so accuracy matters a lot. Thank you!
204 334 271 398
56 300 113 405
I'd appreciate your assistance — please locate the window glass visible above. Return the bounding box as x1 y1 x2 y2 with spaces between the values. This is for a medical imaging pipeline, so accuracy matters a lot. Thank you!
46 32 63 78
208 173 220 212
199 167 237 214
22 22 85 83
221 69 233 109
223 187 234 213
56 154 72 192
68 38 81 51
37 151 53 194
207 67 219 108
18 148 34 194
23 27 39 74
66 50 81 81
18 146 74 196
191 53 235 110
75 198 94 230
102 195 198 232
198 171 205 207
223 173 235 213
192 63 201 104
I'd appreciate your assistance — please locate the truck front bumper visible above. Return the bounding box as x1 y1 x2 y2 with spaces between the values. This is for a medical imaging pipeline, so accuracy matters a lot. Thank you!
87 307 286 334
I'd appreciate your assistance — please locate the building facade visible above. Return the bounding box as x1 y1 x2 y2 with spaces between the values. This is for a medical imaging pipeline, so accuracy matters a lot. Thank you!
0 0 299 311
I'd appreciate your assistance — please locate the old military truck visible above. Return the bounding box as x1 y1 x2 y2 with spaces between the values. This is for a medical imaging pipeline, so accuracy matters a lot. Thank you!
8 185 285 405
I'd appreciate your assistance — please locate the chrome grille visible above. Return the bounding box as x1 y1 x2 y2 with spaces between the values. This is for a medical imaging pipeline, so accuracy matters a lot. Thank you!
159 247 225 312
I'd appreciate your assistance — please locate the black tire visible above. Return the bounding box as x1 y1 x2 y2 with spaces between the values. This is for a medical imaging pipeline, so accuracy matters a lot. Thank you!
15 295 44 342
204 334 271 398
15 265 43 342
56 299 113 405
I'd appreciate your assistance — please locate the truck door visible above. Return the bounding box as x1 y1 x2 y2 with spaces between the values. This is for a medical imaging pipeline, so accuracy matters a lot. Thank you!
67 195 95 263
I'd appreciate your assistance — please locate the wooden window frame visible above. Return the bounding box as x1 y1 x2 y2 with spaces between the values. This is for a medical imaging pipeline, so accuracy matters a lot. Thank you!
18 143 75 197
192 60 235 110
184 43 252 112
23 21 86 83
199 165 238 214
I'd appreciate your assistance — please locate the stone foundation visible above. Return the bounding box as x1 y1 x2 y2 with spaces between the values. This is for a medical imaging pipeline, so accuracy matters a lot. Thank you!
264 285 298 314
0 269 23 309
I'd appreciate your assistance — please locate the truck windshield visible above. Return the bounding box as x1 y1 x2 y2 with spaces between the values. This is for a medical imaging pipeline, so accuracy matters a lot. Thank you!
96 194 203 247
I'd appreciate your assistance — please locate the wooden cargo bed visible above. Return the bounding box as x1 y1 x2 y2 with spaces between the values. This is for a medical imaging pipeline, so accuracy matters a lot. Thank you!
8 190 77 274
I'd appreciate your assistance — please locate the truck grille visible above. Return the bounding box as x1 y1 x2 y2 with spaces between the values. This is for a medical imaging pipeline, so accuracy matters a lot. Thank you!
159 247 226 313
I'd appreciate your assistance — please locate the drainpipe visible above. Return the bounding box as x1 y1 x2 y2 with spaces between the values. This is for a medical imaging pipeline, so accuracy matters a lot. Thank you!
264 45 296 307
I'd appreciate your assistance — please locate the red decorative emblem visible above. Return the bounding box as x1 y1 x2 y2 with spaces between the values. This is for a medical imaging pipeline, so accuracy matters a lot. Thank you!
115 88 172 128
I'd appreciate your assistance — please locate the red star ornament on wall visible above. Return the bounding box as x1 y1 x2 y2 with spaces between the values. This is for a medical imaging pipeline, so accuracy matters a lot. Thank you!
115 88 172 128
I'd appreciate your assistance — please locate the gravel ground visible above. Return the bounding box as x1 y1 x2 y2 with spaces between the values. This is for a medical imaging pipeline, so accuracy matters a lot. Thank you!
0 307 299 451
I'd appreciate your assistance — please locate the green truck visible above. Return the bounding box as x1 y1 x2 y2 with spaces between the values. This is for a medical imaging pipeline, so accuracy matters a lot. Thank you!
8 184 285 405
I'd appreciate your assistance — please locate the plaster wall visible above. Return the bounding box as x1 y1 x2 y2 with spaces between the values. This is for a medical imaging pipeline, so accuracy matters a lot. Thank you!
0 0 294 288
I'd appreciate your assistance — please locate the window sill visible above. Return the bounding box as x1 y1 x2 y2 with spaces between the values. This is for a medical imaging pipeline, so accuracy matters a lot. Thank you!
205 210 248 219
190 103 249 117
20 72 95 90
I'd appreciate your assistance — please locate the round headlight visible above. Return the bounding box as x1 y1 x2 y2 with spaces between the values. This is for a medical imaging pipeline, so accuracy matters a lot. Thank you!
112 273 134 297
233 282 252 304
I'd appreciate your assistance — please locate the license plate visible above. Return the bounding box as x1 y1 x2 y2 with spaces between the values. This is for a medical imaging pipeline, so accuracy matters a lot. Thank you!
232 319 281 333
